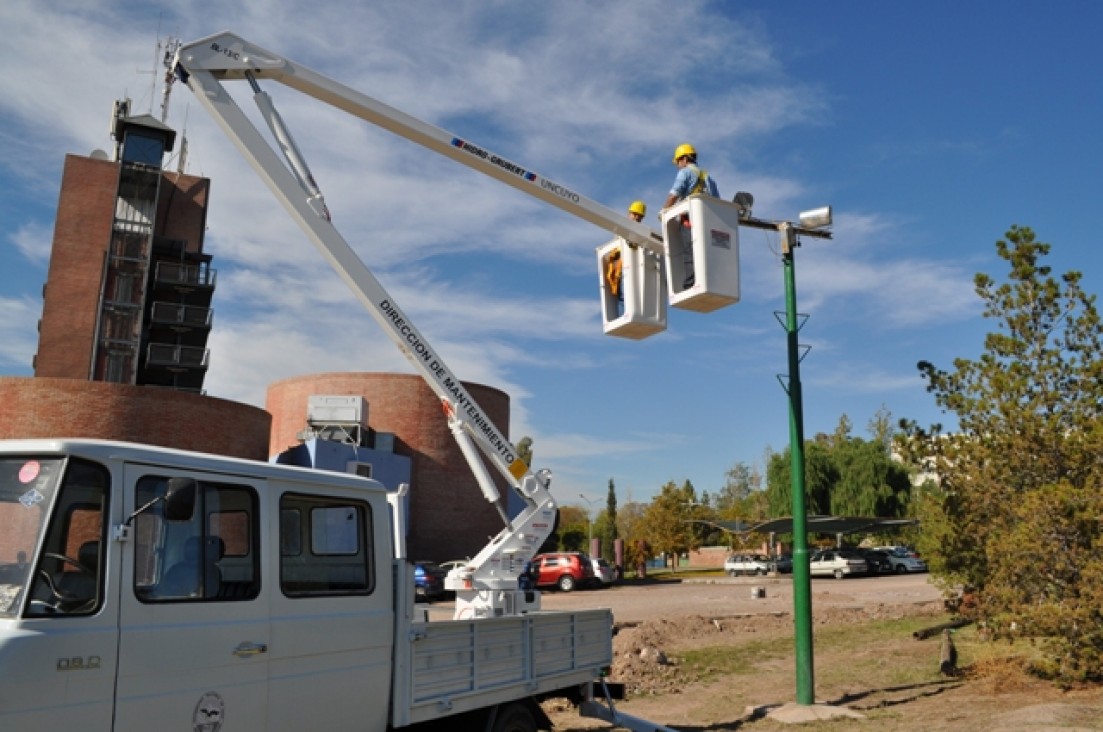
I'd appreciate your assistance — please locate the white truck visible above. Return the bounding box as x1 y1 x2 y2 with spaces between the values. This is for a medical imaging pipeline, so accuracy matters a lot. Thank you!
0 31 680 731
0 441 636 730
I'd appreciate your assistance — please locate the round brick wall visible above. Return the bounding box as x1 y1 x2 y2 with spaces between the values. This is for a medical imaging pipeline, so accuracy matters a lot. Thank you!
266 372 511 562
0 377 271 460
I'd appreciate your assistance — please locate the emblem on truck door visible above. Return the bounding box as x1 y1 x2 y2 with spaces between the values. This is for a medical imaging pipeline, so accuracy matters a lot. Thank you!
192 692 225 732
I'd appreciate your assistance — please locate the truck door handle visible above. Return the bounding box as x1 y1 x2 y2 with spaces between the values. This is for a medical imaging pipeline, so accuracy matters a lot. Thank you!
233 642 268 658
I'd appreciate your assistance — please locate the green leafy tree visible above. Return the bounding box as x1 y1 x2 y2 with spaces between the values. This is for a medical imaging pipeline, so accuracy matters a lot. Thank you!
555 505 588 551
766 442 836 517
515 436 533 468
767 414 911 520
637 481 700 571
903 226 1103 682
603 478 619 559
830 435 912 517
717 461 761 516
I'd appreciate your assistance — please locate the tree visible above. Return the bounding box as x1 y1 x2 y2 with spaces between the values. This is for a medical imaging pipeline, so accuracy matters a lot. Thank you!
637 481 700 571
555 505 588 552
903 226 1103 682
603 478 619 561
830 433 912 518
766 442 836 517
767 414 912 520
516 436 533 468
717 461 761 515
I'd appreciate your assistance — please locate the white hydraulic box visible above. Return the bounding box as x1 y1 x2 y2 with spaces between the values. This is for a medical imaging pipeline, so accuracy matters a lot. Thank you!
661 196 742 312
596 238 667 339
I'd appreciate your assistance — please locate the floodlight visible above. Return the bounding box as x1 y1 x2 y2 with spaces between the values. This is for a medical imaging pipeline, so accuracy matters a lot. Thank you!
732 191 754 219
799 206 832 230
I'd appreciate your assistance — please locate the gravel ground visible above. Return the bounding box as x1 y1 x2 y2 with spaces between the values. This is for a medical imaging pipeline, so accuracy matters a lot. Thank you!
531 571 945 624
425 572 945 624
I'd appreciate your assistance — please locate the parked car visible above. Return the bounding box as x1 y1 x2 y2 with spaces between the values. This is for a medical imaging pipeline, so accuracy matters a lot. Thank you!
531 551 595 592
857 548 893 575
874 545 920 559
724 554 770 576
874 546 927 573
769 554 794 574
591 557 615 587
413 560 446 601
809 549 868 579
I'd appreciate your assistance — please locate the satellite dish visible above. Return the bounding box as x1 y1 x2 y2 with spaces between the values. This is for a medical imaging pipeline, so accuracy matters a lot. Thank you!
89 149 109 160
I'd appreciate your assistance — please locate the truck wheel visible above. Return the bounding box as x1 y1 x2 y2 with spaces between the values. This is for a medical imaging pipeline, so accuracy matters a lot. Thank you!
490 702 537 732
895 564 908 574
558 575 576 592
833 568 845 579
727 569 738 577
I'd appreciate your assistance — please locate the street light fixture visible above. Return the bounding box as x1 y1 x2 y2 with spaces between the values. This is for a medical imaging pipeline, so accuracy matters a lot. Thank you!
579 494 597 547
737 205 833 706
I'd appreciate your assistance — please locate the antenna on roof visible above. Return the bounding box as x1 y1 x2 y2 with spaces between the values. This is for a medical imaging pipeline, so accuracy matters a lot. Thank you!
159 36 181 122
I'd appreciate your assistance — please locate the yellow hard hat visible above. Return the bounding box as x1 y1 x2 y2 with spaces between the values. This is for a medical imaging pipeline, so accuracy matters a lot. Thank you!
628 200 647 216
672 143 696 162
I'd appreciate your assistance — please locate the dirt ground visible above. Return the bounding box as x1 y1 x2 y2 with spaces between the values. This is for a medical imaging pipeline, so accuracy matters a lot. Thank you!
496 575 1103 731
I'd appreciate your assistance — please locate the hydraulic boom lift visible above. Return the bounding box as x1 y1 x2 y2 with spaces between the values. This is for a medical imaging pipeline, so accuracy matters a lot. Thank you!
171 31 682 619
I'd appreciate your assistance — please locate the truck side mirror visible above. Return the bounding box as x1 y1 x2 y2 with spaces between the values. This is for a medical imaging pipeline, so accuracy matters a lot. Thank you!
163 477 198 521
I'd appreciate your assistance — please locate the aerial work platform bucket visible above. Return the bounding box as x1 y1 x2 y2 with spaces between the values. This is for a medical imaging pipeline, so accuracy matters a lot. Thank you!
597 238 667 339
661 196 742 313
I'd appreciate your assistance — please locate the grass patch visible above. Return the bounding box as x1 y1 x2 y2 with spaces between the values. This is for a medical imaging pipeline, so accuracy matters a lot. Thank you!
676 615 978 689
678 635 794 682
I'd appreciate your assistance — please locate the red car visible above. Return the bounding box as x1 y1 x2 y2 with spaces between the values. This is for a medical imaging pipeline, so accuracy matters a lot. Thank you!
530 552 596 592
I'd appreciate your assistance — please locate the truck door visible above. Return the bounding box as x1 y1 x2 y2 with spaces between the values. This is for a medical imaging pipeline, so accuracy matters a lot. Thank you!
115 468 269 731
0 457 115 730
266 486 393 732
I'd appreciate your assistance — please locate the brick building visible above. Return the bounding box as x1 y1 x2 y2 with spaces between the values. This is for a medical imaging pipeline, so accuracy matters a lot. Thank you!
267 372 512 563
35 104 216 392
8 101 513 560
6 102 271 458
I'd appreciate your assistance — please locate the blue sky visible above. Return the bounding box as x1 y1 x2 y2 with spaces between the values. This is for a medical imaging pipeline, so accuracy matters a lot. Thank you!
2 1 1101 509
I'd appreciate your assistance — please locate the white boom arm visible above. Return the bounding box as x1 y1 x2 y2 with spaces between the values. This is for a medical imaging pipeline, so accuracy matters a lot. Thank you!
173 31 639 617
175 32 663 251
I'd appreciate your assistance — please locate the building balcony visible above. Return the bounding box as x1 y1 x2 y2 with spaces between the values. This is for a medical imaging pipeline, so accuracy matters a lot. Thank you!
153 261 217 290
145 343 209 370
150 301 213 330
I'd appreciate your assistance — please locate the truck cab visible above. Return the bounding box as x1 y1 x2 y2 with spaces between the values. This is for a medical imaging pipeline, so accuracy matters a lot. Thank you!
0 439 396 731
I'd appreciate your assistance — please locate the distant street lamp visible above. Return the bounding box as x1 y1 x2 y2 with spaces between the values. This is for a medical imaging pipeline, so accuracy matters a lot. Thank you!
579 494 597 547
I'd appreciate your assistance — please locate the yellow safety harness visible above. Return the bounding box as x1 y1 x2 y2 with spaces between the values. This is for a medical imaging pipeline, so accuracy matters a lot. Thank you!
605 248 623 296
687 164 711 196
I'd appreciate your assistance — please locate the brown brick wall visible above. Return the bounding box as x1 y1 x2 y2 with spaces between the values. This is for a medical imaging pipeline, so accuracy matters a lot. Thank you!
0 377 270 460
156 171 209 251
266 373 511 562
35 155 118 378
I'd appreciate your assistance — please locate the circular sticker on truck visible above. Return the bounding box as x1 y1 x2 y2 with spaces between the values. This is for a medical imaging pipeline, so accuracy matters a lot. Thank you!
193 692 225 732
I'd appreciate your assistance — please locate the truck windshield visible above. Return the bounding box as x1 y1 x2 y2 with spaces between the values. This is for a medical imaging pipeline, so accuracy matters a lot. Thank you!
0 457 65 617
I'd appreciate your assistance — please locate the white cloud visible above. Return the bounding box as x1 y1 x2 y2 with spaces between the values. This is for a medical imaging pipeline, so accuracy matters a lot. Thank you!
0 297 39 370
9 222 53 264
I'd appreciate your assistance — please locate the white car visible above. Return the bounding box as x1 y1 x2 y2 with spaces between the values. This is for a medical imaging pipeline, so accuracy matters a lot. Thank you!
591 558 615 587
809 550 868 579
724 554 770 576
874 547 927 573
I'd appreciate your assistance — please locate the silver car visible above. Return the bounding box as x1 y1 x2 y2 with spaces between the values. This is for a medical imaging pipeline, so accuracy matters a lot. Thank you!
809 550 868 579
590 557 615 587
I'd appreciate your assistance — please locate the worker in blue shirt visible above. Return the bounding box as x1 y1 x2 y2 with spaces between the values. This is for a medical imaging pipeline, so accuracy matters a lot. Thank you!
662 143 719 289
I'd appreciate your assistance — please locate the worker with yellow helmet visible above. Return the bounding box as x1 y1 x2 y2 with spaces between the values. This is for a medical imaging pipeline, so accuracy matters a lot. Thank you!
663 143 719 289
604 201 648 316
